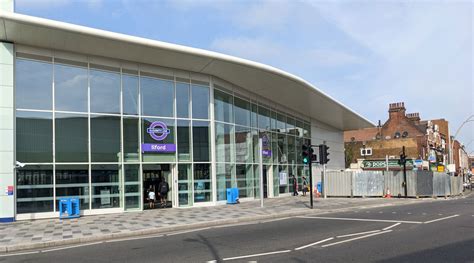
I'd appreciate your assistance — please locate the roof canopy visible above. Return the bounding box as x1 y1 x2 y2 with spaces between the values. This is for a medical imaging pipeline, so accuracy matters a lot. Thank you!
0 12 374 131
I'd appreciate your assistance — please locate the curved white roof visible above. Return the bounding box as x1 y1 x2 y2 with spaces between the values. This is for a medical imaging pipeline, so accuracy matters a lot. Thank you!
0 11 374 130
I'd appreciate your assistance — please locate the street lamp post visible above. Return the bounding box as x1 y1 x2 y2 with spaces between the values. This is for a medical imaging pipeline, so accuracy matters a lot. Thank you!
449 115 474 174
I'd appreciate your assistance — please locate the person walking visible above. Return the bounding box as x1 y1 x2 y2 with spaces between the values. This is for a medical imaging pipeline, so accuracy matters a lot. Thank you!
292 175 299 196
158 178 170 207
302 176 308 196
148 188 156 209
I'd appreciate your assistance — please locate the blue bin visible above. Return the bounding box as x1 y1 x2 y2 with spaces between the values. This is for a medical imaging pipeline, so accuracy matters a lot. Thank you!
59 197 80 219
317 182 322 193
226 188 239 204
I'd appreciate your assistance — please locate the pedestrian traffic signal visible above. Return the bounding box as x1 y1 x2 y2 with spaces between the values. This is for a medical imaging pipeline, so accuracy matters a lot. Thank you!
319 144 330 164
302 144 314 164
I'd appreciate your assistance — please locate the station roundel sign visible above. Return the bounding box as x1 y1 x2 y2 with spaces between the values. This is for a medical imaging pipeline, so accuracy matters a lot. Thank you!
146 121 170 141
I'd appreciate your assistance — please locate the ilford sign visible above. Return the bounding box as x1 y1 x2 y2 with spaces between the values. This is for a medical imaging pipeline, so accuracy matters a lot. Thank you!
141 121 176 153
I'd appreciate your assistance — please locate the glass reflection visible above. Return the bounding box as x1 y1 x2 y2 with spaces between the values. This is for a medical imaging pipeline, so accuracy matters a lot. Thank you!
90 69 120 114
16 111 53 163
55 63 88 112
15 59 52 110
192 84 209 119
141 77 174 117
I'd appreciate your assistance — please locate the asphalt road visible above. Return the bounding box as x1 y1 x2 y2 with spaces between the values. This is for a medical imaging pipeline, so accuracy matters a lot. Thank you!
3 194 473 263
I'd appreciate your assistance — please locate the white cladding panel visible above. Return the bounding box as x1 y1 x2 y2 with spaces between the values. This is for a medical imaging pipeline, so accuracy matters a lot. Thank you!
311 118 345 170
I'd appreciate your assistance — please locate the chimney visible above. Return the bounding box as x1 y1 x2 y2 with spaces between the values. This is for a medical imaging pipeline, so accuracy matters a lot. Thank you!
388 102 406 120
406 112 421 123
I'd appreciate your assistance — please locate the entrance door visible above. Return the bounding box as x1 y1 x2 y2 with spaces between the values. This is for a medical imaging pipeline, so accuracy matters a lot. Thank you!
142 164 173 209
177 164 192 207
263 165 268 198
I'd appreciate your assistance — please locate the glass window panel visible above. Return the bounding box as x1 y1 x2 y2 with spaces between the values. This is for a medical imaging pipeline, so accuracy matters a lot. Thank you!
91 164 121 209
278 165 288 194
178 164 192 207
91 115 121 162
194 163 211 203
235 125 252 163
304 122 311 138
123 117 140 162
55 165 89 210
90 69 120 114
16 165 53 214
296 137 303 164
123 74 139 115
286 116 295 135
252 129 259 163
177 120 191 161
296 120 304 137
254 164 261 199
277 113 286 133
124 164 140 210
236 164 254 198
142 117 176 162
273 165 279 197
251 103 258 128
192 120 210 162
216 163 234 201
176 82 190 118
215 123 234 163
15 59 52 110
258 106 271 131
270 111 277 131
141 77 174 117
55 113 88 162
287 136 296 164
192 84 209 119
55 63 88 112
272 132 279 164
277 133 288 164
16 111 53 163
214 89 233 123
234 97 250 127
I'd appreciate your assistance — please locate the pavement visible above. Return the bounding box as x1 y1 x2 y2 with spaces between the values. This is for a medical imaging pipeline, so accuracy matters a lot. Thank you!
0 194 468 254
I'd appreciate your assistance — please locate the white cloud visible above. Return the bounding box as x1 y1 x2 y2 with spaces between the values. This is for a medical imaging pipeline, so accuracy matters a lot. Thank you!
17 0 103 10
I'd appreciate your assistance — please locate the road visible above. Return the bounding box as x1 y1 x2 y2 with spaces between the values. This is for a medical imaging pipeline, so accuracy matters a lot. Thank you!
2 194 473 263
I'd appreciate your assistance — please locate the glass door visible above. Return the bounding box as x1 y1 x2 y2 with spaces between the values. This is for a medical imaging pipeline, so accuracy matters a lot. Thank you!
177 164 192 207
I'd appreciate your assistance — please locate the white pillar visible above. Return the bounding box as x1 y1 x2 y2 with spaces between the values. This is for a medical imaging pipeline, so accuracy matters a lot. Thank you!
0 41 15 222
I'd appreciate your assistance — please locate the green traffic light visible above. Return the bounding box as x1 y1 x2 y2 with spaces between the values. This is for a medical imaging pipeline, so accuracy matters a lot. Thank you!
303 157 309 164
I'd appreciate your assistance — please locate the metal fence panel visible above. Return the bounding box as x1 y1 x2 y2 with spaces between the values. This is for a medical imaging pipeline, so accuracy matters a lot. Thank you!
325 171 352 197
406 171 417 197
416 171 433 197
433 172 449 196
353 171 384 197
384 171 404 197
450 176 462 195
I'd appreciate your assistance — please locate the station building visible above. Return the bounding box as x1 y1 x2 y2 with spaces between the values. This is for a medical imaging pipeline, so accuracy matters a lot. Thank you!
0 2 373 221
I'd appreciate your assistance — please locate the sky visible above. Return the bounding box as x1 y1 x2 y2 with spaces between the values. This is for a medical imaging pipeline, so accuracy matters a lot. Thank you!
15 0 474 153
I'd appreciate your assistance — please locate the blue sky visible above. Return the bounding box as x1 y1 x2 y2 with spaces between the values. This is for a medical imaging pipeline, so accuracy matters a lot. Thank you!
15 0 474 153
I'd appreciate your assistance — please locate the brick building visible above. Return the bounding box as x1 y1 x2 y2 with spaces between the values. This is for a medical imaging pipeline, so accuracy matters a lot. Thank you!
344 102 449 171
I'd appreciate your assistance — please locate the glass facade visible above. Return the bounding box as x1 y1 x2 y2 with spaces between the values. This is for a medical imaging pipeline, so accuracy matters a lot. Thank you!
14 52 311 215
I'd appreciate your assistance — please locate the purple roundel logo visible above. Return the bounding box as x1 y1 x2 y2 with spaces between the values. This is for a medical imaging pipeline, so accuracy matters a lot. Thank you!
147 121 170 141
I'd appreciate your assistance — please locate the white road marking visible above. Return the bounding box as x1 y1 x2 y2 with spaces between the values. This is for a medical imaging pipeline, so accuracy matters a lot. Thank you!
223 250 292 261
0 251 40 257
260 217 292 223
383 223 401 231
166 227 211 236
321 230 393 248
294 237 334 250
392 212 397 214
336 230 380 238
423 214 459 224
297 216 422 224
105 234 164 243
407 212 412 215
379 211 383 214
41 242 103 252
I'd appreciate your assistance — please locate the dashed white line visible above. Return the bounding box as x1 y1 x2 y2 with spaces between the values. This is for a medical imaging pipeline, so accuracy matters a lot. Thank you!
105 234 164 243
297 216 423 224
336 230 380 238
0 251 39 258
423 214 459 224
41 242 103 252
321 230 393 248
223 250 292 261
383 223 401 231
294 237 334 250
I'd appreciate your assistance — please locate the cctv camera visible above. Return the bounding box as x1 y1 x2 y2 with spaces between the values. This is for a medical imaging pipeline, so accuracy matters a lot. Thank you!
15 161 25 168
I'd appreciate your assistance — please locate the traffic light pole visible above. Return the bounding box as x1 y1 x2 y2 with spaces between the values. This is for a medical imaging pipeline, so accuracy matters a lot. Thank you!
402 146 407 198
322 163 327 199
309 159 313 209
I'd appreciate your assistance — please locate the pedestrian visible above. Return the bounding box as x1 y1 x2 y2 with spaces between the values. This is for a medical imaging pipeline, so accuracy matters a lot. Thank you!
292 175 299 196
158 178 170 207
148 188 155 209
302 176 308 196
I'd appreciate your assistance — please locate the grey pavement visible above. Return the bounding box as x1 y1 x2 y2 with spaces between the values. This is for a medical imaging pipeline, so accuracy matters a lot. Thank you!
0 195 461 253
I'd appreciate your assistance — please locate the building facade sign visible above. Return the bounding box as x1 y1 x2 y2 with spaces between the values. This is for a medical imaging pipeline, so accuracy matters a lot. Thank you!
362 159 414 170
142 121 176 153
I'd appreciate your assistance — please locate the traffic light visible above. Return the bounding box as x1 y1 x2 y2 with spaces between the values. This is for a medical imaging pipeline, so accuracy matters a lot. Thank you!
398 153 406 165
319 144 330 164
302 144 314 164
